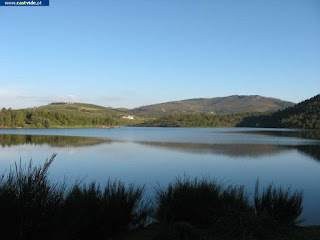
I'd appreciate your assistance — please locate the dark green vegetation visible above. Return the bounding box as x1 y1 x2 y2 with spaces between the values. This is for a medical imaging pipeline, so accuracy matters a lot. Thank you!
62 181 150 240
131 95 294 117
140 94 320 129
140 112 261 127
0 107 118 128
0 155 149 240
238 94 320 129
254 180 303 225
0 156 313 240
152 177 303 240
0 154 64 240
0 102 146 128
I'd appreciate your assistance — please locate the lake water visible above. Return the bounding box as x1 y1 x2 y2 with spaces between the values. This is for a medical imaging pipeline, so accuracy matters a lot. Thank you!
0 127 319 225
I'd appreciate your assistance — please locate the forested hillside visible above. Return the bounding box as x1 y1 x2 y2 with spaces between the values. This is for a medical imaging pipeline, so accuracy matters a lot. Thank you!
0 108 118 128
139 112 262 127
0 102 148 128
140 95 320 129
238 94 320 129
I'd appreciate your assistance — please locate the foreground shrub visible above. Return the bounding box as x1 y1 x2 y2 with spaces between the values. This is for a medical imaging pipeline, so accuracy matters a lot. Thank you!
214 186 256 238
155 177 304 239
0 154 65 240
155 177 223 227
62 180 150 239
0 155 150 240
155 177 253 230
254 180 303 225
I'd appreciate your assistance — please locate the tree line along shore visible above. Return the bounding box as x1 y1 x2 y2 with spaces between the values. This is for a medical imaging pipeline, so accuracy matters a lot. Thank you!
0 94 319 129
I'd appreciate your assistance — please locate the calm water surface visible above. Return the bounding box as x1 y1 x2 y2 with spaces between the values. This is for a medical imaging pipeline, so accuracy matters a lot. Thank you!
0 127 319 225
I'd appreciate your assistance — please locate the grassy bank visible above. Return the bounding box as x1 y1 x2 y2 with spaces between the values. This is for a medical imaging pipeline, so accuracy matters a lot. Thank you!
0 155 318 240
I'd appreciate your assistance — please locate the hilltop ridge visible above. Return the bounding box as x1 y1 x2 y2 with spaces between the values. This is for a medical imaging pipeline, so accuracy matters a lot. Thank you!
143 94 320 129
130 95 294 117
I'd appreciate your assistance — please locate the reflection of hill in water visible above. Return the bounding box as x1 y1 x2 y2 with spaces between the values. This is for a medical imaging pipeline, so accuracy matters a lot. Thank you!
0 134 319 163
138 142 284 157
0 134 108 147
136 141 320 162
232 130 320 141
293 145 320 162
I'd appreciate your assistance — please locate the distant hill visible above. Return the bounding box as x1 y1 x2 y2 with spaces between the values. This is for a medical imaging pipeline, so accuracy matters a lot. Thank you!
34 96 293 119
36 102 124 118
0 102 143 129
131 95 294 117
238 94 320 129
34 102 144 125
138 95 320 129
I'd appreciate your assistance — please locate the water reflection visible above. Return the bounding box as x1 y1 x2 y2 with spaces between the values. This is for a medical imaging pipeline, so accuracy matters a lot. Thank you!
0 134 319 162
0 134 109 147
136 141 320 162
136 142 285 157
230 130 320 141
293 145 320 161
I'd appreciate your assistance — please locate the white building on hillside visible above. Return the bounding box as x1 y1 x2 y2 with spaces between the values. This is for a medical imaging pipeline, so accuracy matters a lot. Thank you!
122 115 134 120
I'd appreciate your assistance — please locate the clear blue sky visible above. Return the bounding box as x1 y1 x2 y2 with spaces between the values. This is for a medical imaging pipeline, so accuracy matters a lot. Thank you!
0 0 319 109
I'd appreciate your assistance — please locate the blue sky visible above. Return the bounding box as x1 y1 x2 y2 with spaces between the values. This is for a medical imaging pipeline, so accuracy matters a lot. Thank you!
0 0 319 109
